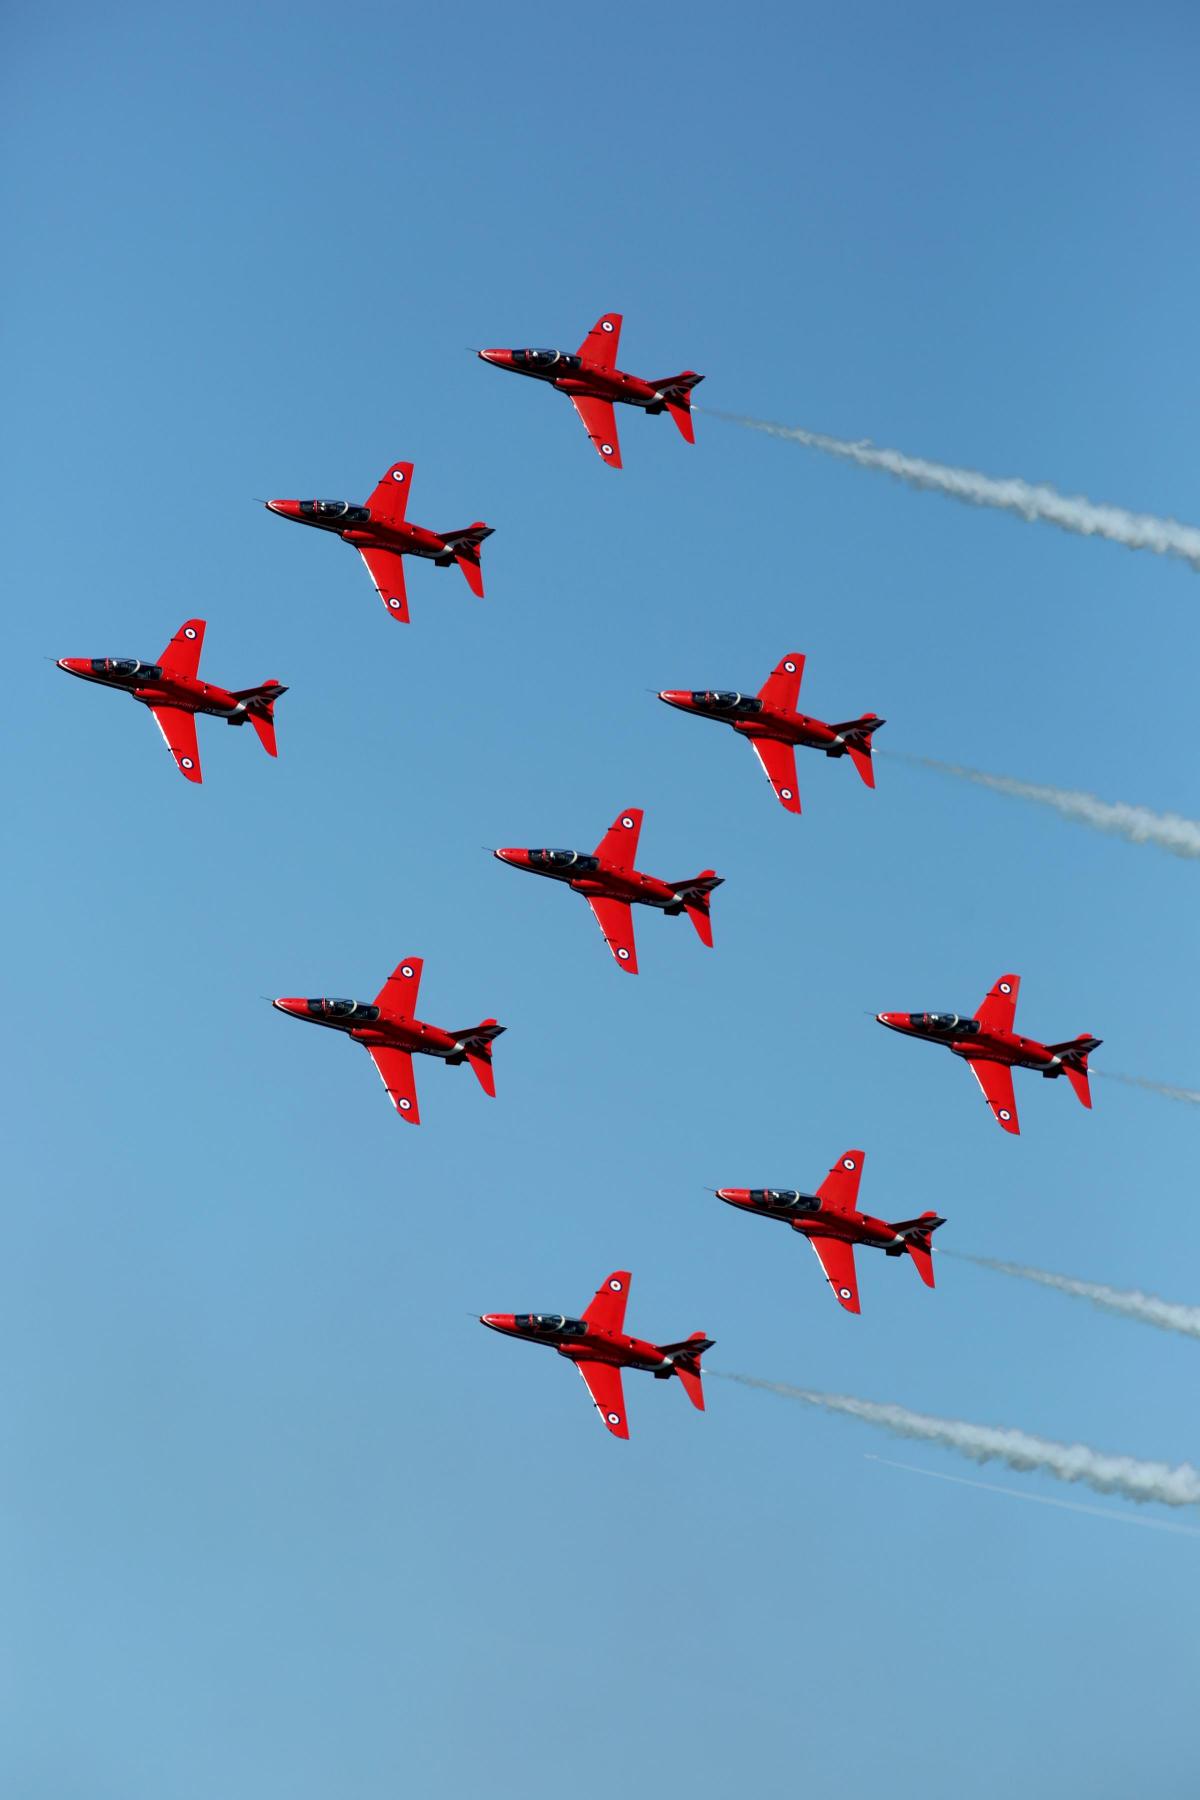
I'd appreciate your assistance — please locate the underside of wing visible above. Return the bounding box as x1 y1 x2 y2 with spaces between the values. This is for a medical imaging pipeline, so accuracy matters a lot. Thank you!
748 735 801 813
816 1149 866 1215
974 973 1020 1035
806 1233 861 1314
594 807 643 871
964 1056 1020 1134
373 957 423 1017
756 652 805 714
362 1042 420 1122
148 704 202 783
569 393 622 468
574 1358 630 1439
584 893 638 972
357 545 410 621
577 312 622 369
157 619 206 681
365 461 414 526
582 1271 632 1336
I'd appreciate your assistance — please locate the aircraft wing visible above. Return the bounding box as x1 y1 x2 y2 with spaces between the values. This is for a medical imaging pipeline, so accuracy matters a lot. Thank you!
964 1056 1020 1134
574 1359 630 1439
582 1270 631 1335
594 807 643 871
373 957 423 1017
568 393 622 468
577 312 622 369
365 461 414 526
584 893 638 972
356 545 410 621
805 1233 861 1314
148 704 202 783
816 1149 866 1215
157 619 206 680
974 973 1020 1034
757 652 805 713
362 1042 420 1122
748 735 801 813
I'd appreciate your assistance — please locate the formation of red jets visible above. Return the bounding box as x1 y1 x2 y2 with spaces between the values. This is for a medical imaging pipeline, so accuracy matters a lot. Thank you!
58 310 1103 1438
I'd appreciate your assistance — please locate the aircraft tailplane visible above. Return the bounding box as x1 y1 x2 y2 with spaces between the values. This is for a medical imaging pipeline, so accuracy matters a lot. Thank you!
438 523 493 598
232 680 286 758
449 1020 505 1095
830 714 885 789
890 1211 944 1288
1047 1035 1101 1109
668 871 723 947
652 371 704 443
660 1332 713 1410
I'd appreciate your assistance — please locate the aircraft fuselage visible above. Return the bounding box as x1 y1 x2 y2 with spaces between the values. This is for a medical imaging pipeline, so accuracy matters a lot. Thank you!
57 658 278 726
876 1012 1072 1076
477 349 666 412
659 689 875 758
265 499 478 566
480 1312 712 1378
272 996 470 1063
716 1188 941 1253
493 847 694 913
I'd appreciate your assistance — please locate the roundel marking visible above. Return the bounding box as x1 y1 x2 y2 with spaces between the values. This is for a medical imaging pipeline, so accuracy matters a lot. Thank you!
388 597 402 610
999 1108 1012 1122
398 1097 412 1112
780 787 794 801
608 1278 624 1292
400 965 415 978
999 981 1012 994
180 756 195 770
842 1157 857 1171
784 659 796 672
391 468 406 482
838 1286 854 1301
184 626 198 640
601 320 614 333
601 442 615 456
606 1411 621 1425
621 816 635 829
616 947 630 961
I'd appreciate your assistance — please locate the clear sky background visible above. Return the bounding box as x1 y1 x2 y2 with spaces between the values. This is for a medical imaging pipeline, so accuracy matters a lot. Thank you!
5 3 1199 1795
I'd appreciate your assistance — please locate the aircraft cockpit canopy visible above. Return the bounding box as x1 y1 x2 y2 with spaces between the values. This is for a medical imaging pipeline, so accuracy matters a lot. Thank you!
515 1314 587 1337
92 657 161 681
913 1012 980 1036
528 849 599 873
306 998 380 1023
515 349 581 373
751 1189 820 1210
300 500 371 524
692 691 763 715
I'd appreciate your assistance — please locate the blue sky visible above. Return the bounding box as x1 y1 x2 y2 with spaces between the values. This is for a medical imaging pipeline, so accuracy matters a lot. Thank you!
5 2 1199 1794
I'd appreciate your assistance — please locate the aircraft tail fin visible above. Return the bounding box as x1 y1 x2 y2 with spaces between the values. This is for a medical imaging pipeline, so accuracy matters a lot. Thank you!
889 1211 945 1288
1047 1035 1101 1109
829 714 885 788
437 523 493 598
447 1020 505 1096
658 1332 713 1410
667 871 723 947
232 680 287 757
651 371 704 444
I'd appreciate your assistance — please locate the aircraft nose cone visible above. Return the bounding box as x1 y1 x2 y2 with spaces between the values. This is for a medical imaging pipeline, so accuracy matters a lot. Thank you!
716 1188 751 1206
658 690 691 708
265 499 299 519
478 349 510 367
272 997 306 1018
57 658 87 675
876 1012 905 1029
493 848 522 865
480 1312 515 1333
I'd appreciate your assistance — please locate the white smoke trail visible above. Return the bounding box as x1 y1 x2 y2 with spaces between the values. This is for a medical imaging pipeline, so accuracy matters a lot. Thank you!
887 751 1200 860
715 1372 1200 1508
1095 1071 1200 1107
945 1251 1200 1340
865 1455 1200 1537
706 410 1200 570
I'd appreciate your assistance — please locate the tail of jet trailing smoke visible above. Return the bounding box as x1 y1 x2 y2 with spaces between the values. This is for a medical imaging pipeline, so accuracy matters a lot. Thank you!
648 371 704 443
231 681 287 757
446 1020 506 1096
654 1333 715 1410
436 523 494 598
885 1212 946 1288
665 872 724 947
1045 1035 1102 1109
828 714 886 788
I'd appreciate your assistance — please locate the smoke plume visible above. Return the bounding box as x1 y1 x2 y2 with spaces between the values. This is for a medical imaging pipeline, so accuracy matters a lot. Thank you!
707 411 1200 570
865 1455 1200 1537
946 1251 1200 1340
1095 1071 1200 1107
888 752 1200 859
715 1372 1200 1508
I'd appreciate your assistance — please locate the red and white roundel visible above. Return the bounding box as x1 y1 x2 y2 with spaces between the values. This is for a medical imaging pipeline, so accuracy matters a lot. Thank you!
606 1411 621 1425
621 816 635 829
999 981 1012 994
838 1286 853 1301
999 1108 1012 1122
842 1157 856 1171
608 1278 624 1292
601 320 614 333
180 756 195 770
784 659 796 672
398 1097 412 1112
616 947 630 961
602 442 615 456
781 787 794 801
184 626 198 640
388 597 402 610
392 468 406 483
401 965 415 978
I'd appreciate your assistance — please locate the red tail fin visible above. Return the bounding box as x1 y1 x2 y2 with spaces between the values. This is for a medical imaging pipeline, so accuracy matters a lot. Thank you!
440 524 493 599
1062 1061 1093 1110
236 680 285 757
671 872 722 948
671 1333 711 1411
452 1020 505 1096
1048 1035 1100 1109
653 372 703 444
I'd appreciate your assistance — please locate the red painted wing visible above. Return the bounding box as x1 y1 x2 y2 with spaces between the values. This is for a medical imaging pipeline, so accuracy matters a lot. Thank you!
365 461 415 526
363 1043 420 1123
577 312 623 369
582 1270 632 1335
594 807 643 871
574 1360 629 1439
964 1057 1020 1134
748 735 801 812
357 546 410 621
568 393 622 468
157 619 206 681
373 957 423 1018
585 894 638 973
757 652 805 714
816 1149 866 1214
806 1234 861 1314
149 704 202 783
974 973 1020 1035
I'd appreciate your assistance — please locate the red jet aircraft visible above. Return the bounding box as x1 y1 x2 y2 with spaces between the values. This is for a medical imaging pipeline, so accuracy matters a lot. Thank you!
272 956 504 1125
481 1271 713 1439
717 1149 944 1315
57 620 285 785
265 460 493 623
477 313 703 468
659 653 884 814
877 974 1101 1135
493 808 722 974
